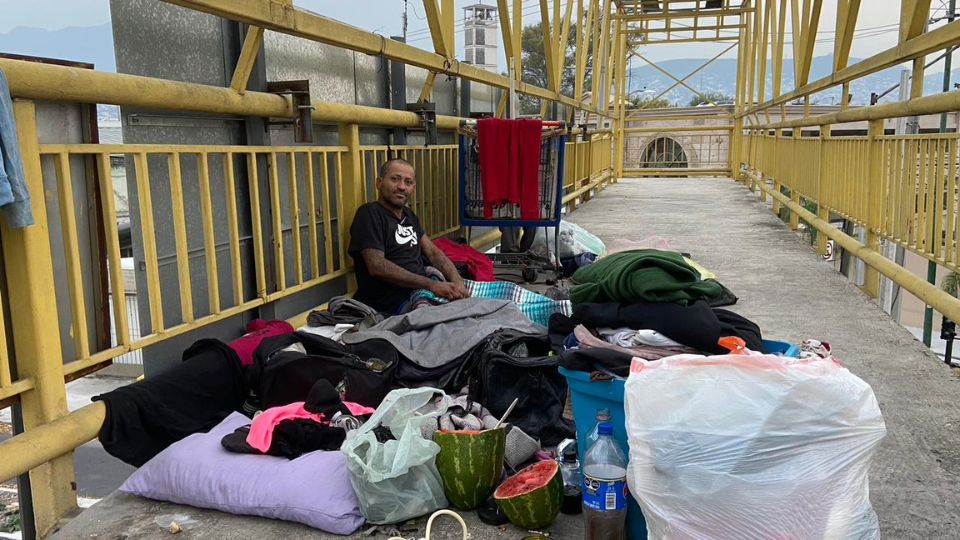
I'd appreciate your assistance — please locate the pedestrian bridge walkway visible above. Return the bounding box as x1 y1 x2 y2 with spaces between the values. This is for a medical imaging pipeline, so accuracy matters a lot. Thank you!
53 177 960 539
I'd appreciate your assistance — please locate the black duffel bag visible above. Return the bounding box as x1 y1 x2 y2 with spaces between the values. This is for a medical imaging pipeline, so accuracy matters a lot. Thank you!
249 331 398 409
468 329 575 446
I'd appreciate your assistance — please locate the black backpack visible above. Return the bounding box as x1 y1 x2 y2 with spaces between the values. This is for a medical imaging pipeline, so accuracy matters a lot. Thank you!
249 331 398 409
468 329 575 446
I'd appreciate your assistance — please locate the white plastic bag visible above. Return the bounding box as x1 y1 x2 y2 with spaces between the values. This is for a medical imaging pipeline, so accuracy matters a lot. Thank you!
530 220 607 259
624 353 886 540
342 387 450 524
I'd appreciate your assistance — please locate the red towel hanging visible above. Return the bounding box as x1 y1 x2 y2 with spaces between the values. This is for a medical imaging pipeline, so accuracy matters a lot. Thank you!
477 118 543 220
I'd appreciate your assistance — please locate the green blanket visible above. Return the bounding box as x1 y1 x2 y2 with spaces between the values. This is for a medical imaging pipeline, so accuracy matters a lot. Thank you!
570 249 723 305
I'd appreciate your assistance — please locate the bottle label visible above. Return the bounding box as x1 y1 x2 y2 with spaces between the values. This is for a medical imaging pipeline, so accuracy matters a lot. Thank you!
582 474 628 512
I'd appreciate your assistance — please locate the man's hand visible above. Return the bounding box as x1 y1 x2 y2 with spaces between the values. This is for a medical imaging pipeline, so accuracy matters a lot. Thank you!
429 281 468 300
451 280 469 299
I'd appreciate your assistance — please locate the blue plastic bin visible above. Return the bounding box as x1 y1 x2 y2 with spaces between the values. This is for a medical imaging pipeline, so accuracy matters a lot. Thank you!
762 339 800 357
559 367 647 540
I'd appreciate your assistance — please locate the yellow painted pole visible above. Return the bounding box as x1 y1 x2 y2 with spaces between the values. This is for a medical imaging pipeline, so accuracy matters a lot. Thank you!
557 0 575 93
513 0 523 79
422 0 451 58
614 21 627 178
574 0 590 106
419 72 437 103
757 0 771 105
773 0 786 97
339 124 364 292
497 0 515 78
2 99 77 537
197 152 221 314
304 152 320 280
595 0 613 108
222 153 245 306
863 118 885 298
746 0 760 108
168 153 194 322
53 153 90 360
789 128 801 230
540 0 558 94
817 124 831 256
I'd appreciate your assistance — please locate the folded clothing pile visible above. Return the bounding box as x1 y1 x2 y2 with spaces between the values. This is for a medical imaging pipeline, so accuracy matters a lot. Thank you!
570 249 724 305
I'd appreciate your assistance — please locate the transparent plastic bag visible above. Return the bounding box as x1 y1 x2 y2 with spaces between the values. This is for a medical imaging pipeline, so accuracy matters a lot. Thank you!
624 353 886 540
530 221 607 259
342 387 450 524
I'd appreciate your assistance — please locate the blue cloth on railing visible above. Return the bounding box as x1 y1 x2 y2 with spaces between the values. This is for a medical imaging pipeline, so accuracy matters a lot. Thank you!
407 279 572 326
0 68 34 228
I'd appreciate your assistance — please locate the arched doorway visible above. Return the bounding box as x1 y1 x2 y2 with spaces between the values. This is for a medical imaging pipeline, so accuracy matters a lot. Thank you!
641 137 688 168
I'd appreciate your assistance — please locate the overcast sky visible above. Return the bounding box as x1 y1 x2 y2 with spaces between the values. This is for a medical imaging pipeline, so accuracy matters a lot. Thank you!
0 0 952 71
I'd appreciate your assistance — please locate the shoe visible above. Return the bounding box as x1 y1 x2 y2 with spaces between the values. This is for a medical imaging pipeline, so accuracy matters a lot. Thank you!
477 496 510 526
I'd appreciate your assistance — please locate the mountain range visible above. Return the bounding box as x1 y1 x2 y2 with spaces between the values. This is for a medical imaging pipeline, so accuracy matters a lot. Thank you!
627 55 959 106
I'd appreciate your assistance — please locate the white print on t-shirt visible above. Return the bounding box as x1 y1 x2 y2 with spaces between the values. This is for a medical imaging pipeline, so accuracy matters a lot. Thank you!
395 223 418 246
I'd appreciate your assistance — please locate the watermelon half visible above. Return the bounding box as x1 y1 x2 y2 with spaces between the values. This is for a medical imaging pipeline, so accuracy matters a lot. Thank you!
433 428 506 510
494 460 562 529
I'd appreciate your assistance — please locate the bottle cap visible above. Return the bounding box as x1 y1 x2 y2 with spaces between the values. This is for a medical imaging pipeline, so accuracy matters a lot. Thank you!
562 445 578 462
597 422 614 436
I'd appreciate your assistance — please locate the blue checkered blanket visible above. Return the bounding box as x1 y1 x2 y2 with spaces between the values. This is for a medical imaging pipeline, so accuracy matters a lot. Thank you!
408 280 571 326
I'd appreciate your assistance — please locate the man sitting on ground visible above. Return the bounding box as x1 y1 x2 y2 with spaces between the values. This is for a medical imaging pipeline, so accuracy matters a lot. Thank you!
348 158 469 314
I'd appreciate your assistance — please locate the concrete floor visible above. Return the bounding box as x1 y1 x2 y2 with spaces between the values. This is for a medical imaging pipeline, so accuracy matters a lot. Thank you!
53 177 960 538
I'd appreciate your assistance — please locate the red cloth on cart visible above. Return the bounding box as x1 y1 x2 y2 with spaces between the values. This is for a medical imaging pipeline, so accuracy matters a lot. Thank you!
478 118 509 218
518 119 542 219
477 118 543 219
433 237 495 281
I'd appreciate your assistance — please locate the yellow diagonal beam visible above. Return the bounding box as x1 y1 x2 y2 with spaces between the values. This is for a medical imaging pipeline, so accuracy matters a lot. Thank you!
540 0 559 91
651 42 738 103
797 0 823 87
773 0 786 97
497 0 515 71
421 0 450 58
900 0 933 43
230 25 264 93
637 53 731 112
556 0 575 92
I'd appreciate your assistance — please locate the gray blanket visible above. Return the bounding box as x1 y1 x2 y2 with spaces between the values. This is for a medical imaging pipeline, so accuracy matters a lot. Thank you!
341 298 545 368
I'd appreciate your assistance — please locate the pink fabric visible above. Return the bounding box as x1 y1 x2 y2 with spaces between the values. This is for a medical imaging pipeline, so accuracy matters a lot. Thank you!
433 237 495 281
345 402 376 415
228 319 295 367
246 402 325 452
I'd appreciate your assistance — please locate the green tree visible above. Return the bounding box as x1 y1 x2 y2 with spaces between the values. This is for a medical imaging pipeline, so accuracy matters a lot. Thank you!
629 95 673 109
687 90 733 107
519 23 591 114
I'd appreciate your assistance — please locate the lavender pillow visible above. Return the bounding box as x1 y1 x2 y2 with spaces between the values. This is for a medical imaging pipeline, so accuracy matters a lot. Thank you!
120 412 364 535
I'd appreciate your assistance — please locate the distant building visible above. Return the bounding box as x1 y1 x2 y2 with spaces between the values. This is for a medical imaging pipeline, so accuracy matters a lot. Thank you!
463 4 498 72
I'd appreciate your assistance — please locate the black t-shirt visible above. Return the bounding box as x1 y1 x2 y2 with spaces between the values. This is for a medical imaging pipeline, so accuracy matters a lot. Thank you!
348 202 427 313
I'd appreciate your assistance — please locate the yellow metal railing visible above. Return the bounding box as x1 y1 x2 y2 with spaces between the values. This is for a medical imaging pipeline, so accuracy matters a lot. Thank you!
31 145 353 381
563 133 615 208
739 124 960 333
743 131 960 274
